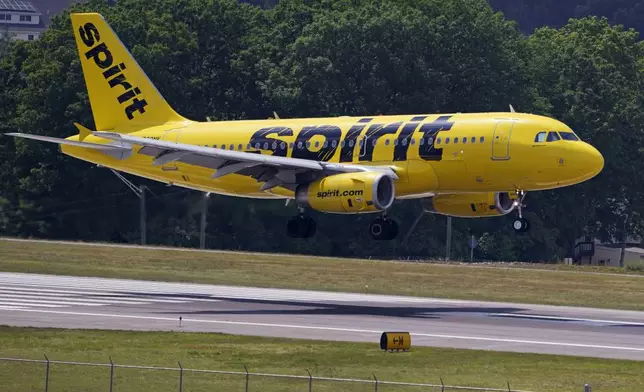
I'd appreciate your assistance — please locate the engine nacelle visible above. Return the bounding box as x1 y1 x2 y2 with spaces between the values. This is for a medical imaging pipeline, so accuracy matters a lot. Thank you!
295 172 395 214
424 192 517 218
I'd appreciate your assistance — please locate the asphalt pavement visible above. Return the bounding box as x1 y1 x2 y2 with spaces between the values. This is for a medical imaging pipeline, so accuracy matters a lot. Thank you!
0 272 643 360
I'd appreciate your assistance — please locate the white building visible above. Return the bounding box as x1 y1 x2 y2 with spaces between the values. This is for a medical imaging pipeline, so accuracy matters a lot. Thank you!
573 235 644 268
0 0 45 41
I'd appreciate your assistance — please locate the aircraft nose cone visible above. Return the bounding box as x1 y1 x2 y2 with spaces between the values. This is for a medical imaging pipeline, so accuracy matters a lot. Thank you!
585 143 604 179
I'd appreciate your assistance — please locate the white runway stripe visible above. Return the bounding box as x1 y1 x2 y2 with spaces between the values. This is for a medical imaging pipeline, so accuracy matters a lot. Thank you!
0 293 151 305
0 301 64 308
0 272 451 305
0 296 104 307
0 288 188 303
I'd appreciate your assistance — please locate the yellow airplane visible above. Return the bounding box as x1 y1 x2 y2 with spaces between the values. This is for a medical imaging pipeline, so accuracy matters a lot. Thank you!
6 13 604 240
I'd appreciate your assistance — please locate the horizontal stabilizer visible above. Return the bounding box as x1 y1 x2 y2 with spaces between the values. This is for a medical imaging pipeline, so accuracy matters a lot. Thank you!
5 133 130 151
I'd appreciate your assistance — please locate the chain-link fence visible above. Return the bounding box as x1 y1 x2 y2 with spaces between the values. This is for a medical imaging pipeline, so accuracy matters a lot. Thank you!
0 356 537 392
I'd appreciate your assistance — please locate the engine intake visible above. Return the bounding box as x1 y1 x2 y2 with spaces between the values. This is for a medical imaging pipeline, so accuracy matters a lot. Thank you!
296 172 395 214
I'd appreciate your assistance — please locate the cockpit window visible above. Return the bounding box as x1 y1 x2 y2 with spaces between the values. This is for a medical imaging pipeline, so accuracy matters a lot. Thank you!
534 132 547 143
559 132 579 141
546 131 561 142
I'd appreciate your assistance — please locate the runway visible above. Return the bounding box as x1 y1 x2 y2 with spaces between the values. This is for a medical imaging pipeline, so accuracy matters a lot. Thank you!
0 272 643 361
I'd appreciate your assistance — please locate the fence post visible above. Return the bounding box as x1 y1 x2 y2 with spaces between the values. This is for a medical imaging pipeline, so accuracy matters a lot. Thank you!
109 357 114 392
244 364 249 392
43 354 50 392
508 381 511 392
440 377 445 392
584 384 592 392
178 361 183 392
306 369 312 392
373 373 378 392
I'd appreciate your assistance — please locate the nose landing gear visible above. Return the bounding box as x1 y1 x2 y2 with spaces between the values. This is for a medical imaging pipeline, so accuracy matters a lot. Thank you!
512 190 530 233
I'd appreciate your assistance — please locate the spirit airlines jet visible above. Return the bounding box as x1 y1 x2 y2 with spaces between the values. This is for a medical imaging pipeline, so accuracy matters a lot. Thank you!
7 13 604 240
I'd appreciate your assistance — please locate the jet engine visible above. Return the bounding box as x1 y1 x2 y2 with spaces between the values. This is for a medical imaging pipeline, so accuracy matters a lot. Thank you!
424 192 517 218
295 172 395 214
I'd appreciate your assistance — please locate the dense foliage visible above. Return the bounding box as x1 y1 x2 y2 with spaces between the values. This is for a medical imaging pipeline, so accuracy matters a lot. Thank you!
488 0 644 35
0 0 643 262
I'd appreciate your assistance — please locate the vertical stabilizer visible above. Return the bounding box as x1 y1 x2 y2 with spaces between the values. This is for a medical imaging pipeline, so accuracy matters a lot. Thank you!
71 13 188 131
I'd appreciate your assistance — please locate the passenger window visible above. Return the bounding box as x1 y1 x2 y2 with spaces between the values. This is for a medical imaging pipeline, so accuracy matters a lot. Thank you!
437 138 441 144
534 132 547 143
323 141 328 148
263 143 268 149
394 139 399 146
462 137 467 144
385 139 390 146
411 138 416 145
428 137 434 145
419 138 424 145
454 137 458 144
246 144 251 150
331 140 337 148
559 132 579 141
402 138 407 146
479 136 484 143
546 131 561 142
297 141 303 149
230 144 235 150
306 142 311 148
445 137 450 144
254 143 260 149
238 144 242 150
471 137 475 143
289 142 294 148
280 142 286 149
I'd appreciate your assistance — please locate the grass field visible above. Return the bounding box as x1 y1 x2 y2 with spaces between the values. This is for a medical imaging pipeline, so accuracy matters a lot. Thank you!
0 326 641 392
2 238 644 311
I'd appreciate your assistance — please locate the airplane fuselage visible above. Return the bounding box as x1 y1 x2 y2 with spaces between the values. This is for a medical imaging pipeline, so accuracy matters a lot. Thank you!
64 111 603 200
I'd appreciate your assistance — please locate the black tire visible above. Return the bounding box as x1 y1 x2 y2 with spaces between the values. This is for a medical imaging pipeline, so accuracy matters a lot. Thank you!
386 219 399 240
370 219 388 240
287 216 317 239
287 218 302 238
303 217 316 238
513 218 530 233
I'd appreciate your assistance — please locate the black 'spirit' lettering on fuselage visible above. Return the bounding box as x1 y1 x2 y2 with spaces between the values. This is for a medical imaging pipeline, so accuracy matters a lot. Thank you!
292 125 341 161
417 115 454 161
249 127 294 157
78 22 148 120
340 118 372 162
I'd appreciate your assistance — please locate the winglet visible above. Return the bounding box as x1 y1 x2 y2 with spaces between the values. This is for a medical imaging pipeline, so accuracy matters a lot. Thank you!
74 122 91 141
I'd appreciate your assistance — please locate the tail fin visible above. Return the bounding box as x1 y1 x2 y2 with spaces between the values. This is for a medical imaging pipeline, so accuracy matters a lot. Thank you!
70 13 188 131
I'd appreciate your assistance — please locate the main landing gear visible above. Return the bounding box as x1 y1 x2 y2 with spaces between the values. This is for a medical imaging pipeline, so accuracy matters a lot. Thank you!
512 190 530 233
286 211 400 240
369 215 399 240
286 213 317 239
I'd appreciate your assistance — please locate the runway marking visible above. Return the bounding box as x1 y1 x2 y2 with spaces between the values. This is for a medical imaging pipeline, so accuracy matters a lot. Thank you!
3 308 644 353
492 313 644 327
0 293 152 306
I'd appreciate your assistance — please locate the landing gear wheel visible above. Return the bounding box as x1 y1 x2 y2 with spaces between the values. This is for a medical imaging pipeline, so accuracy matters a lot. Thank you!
287 216 316 238
513 218 530 233
369 217 399 240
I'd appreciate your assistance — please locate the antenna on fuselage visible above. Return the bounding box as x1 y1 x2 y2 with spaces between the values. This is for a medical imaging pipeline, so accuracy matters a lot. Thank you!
509 104 516 113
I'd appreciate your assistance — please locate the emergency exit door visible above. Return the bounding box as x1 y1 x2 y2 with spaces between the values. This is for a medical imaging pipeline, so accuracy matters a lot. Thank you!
491 120 514 160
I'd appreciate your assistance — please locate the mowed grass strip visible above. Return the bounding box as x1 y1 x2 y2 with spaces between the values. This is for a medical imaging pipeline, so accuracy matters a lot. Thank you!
0 326 641 392
1 238 644 310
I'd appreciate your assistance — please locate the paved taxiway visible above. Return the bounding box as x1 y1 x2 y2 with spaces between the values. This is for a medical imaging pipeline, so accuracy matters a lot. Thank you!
0 272 643 360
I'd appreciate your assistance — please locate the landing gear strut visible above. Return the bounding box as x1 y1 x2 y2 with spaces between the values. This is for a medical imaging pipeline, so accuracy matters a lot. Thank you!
512 190 530 233
369 215 399 240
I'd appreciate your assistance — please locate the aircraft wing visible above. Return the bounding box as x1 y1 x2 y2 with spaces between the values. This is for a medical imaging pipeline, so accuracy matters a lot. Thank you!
5 132 130 151
92 131 399 192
